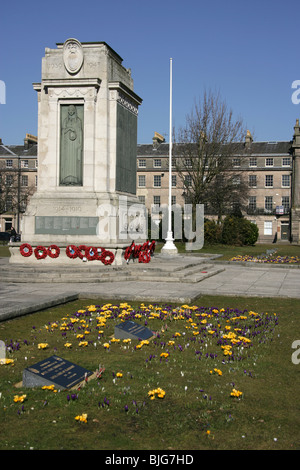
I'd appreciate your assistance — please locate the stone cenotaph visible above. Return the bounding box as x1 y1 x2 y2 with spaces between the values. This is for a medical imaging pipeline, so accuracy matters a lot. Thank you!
9 39 143 265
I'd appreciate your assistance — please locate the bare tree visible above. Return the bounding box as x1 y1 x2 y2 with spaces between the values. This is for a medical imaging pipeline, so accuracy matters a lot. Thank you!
174 90 249 223
0 167 35 228
0 169 18 214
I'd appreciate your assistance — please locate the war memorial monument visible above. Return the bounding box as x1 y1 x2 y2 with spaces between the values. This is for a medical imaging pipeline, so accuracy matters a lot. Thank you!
9 39 144 265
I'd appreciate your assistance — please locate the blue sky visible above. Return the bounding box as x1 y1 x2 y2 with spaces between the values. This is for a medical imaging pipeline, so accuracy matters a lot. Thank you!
1 0 300 145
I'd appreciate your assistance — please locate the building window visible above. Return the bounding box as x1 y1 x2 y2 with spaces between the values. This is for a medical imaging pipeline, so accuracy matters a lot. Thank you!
21 159 29 168
153 159 161 168
6 159 13 168
184 175 192 187
282 157 291 167
232 158 241 167
138 159 146 168
185 158 192 168
171 195 176 205
265 175 273 187
248 196 256 212
249 175 257 187
138 175 146 187
5 196 13 211
153 175 161 187
153 195 160 205
282 196 290 212
265 158 274 167
264 221 273 235
172 175 177 187
21 175 28 187
5 174 13 186
172 158 176 168
138 195 145 204
249 157 257 167
282 174 290 187
35 160 38 168
35 175 38 186
265 196 273 212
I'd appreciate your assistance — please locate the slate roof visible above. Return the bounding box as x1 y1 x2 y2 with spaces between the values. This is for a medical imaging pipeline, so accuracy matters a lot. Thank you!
137 141 293 157
0 140 293 159
0 144 38 157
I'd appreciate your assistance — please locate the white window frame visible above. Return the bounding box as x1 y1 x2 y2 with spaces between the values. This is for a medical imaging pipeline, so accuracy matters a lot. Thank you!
232 158 241 167
153 195 160 205
153 175 161 187
265 158 274 167
138 175 146 187
138 159 146 168
282 157 291 167
249 175 257 187
281 174 290 188
265 175 273 188
21 159 29 168
21 175 28 187
265 196 273 212
264 221 273 235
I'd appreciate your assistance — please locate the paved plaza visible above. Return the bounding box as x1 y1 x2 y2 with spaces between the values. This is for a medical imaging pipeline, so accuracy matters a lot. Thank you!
0 254 300 322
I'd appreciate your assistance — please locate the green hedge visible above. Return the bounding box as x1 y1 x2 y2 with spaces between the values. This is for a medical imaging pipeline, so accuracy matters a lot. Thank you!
204 216 258 246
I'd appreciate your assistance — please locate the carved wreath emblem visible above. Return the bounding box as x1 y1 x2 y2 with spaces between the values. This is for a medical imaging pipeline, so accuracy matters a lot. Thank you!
63 38 84 75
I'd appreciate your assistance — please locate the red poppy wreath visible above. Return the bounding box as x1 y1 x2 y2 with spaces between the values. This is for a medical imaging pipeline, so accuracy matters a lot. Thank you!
47 245 60 258
20 243 33 257
34 245 47 260
100 250 115 265
66 245 79 259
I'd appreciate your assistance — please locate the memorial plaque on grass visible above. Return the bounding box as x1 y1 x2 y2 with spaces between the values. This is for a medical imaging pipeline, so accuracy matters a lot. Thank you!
23 355 93 390
114 320 153 340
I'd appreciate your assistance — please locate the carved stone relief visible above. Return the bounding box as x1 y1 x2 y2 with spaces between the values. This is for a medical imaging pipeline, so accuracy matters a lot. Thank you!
63 38 84 75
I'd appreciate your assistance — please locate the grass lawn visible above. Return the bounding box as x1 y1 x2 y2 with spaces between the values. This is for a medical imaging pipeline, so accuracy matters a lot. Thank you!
0 295 299 450
154 241 300 262
0 245 10 257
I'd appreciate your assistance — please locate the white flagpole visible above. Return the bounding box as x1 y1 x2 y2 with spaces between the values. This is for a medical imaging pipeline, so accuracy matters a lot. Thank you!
162 58 178 255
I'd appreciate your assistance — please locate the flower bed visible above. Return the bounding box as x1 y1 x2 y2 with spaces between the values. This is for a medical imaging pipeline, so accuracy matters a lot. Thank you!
230 252 300 264
1 301 279 441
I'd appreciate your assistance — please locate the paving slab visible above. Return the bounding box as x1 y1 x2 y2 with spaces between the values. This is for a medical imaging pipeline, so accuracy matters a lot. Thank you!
0 256 300 322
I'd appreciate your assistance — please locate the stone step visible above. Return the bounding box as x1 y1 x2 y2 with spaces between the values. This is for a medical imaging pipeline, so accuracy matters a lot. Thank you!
0 262 224 283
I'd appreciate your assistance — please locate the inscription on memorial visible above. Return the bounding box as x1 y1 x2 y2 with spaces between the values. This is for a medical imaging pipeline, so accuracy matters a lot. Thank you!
114 320 153 340
35 216 98 235
23 356 93 390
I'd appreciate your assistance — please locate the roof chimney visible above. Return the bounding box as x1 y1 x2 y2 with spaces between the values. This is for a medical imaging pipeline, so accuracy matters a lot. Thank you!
292 118 300 150
24 133 37 150
152 131 165 149
245 130 253 149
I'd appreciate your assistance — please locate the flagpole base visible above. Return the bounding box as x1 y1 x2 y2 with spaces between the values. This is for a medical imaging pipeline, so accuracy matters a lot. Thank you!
161 232 178 255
